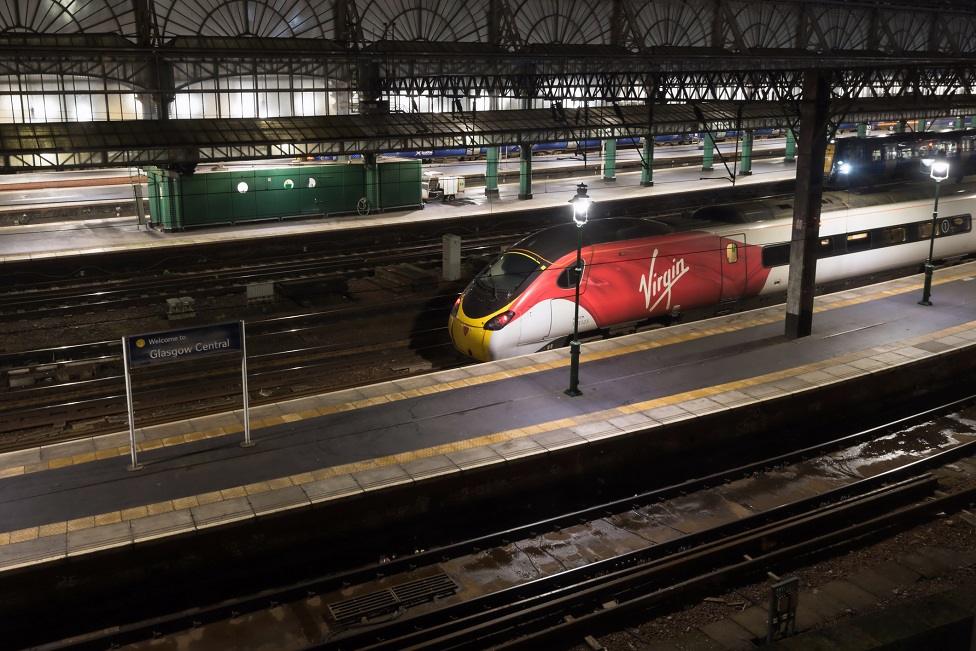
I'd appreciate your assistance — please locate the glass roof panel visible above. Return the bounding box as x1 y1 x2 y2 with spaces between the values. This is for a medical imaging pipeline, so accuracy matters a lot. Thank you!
0 0 134 34
358 0 483 42
153 0 333 38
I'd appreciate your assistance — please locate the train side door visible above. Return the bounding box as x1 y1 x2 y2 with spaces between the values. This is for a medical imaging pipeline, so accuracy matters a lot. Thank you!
518 301 552 345
720 235 747 301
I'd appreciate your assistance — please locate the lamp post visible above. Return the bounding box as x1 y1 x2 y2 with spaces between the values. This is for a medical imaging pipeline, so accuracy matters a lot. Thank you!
566 183 590 397
919 156 950 306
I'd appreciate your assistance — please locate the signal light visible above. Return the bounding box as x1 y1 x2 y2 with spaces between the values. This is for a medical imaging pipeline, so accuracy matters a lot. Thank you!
484 310 516 331
451 295 461 316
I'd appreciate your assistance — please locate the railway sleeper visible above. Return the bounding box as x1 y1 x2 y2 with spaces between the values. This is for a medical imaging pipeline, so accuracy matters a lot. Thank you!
341 475 943 651
327 439 976 649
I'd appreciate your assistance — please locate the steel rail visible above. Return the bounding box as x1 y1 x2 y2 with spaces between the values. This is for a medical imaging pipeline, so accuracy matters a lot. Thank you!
45 397 976 651
499 484 976 651
359 475 942 651
0 233 515 315
331 440 976 650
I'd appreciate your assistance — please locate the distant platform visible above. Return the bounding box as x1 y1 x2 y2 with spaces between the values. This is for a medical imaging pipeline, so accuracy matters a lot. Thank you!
0 156 794 264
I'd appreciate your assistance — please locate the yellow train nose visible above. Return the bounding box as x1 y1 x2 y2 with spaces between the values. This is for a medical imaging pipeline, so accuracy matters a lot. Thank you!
449 314 490 362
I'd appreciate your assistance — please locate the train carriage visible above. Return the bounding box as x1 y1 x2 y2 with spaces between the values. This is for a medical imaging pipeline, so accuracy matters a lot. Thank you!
450 188 976 362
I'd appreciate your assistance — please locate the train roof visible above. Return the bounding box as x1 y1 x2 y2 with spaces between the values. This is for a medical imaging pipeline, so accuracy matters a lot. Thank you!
834 128 976 152
691 181 962 226
511 218 672 262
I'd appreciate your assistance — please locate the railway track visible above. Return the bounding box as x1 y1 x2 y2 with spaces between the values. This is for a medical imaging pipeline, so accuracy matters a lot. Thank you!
0 233 514 321
39 395 976 651
0 292 462 451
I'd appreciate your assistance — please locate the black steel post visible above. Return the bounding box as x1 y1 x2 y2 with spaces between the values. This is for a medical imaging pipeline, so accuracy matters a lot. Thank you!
785 70 831 339
566 224 583 397
919 179 942 306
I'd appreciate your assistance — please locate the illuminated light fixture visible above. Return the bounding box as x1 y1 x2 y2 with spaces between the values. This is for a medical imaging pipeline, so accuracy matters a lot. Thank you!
920 155 950 306
566 182 590 397
570 183 590 226
930 160 950 181
838 161 851 175
236 181 249 193
283 179 295 189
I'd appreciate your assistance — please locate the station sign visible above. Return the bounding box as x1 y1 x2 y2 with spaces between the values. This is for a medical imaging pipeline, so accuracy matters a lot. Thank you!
125 322 243 368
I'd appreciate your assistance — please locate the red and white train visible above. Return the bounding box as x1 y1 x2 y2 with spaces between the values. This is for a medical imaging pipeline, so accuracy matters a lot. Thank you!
448 186 975 361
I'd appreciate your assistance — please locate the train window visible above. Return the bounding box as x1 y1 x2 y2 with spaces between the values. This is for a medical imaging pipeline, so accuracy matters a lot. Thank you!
557 261 586 288
917 221 933 240
871 149 881 161
761 244 790 268
726 242 739 264
817 237 836 258
876 226 907 247
846 232 871 252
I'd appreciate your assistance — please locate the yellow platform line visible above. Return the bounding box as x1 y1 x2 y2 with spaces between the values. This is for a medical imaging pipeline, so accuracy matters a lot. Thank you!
4 263 975 479
1 317 973 545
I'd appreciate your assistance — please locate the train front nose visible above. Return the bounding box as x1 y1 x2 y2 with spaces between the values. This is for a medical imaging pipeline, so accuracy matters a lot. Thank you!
449 312 490 361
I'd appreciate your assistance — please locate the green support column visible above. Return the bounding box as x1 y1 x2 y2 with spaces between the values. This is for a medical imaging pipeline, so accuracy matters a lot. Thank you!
784 129 796 164
518 145 532 200
917 118 926 132
364 153 380 212
954 116 964 130
640 135 654 187
155 169 183 231
856 122 867 138
485 146 499 197
968 116 976 129
601 138 617 182
702 132 714 171
739 130 753 176
895 120 907 134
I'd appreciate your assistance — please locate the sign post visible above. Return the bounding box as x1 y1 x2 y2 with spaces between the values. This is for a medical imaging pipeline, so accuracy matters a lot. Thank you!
240 320 253 448
122 337 142 471
121 321 251 469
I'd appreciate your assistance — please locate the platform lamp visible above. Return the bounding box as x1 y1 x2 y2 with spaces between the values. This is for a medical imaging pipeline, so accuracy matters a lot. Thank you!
566 182 590 397
919 154 950 306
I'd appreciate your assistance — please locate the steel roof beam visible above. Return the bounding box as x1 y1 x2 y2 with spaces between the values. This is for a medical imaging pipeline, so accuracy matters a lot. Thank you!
4 97 976 172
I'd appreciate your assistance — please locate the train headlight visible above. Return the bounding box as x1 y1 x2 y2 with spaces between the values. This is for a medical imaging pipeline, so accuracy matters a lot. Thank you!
484 310 516 331
838 161 851 175
451 295 461 317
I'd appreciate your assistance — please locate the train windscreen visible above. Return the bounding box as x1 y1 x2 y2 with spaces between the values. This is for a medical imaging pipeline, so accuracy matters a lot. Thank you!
463 251 543 318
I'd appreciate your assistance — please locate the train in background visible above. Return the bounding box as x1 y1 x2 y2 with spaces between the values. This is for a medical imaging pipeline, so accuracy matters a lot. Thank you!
827 128 976 188
449 184 975 361
836 117 963 134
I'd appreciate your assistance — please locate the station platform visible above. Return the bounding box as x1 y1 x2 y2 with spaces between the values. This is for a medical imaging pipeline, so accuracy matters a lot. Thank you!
0 139 784 193
0 155 794 264
1 261 975 574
